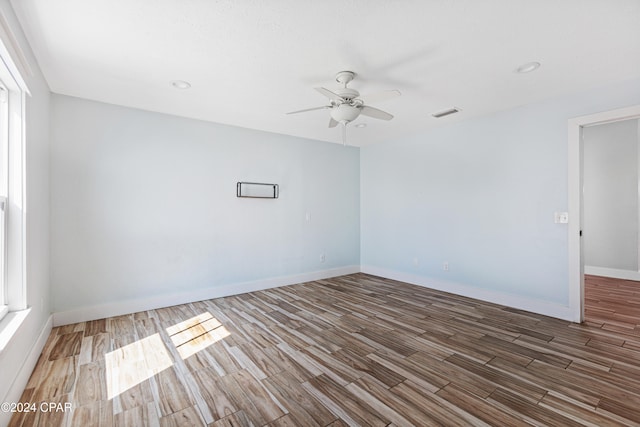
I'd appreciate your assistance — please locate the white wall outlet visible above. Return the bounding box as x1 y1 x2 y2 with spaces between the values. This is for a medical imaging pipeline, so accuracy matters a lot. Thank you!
443 262 449 271
320 253 326 263
554 212 569 224
305 212 311 222
412 257 419 267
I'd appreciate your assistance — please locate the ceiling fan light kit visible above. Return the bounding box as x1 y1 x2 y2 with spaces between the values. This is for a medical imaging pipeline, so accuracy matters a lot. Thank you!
287 71 400 145
330 104 361 123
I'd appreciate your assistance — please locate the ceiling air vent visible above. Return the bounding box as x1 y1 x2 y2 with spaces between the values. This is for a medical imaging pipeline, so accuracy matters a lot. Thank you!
431 107 460 118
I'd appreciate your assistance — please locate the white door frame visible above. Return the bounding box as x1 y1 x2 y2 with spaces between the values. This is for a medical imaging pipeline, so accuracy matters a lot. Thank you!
568 104 640 322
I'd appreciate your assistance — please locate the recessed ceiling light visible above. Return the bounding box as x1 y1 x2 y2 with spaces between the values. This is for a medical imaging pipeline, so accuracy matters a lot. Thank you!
355 123 367 128
170 80 191 89
515 62 541 74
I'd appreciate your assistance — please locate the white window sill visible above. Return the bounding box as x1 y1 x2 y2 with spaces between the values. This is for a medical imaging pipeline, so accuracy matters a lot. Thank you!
0 307 31 355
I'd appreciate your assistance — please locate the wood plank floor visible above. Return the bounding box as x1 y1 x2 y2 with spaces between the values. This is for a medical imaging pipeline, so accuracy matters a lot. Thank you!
585 274 640 332
9 273 640 426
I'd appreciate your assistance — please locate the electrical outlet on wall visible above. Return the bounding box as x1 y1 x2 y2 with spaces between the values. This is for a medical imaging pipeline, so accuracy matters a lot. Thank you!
443 262 449 271
320 253 326 263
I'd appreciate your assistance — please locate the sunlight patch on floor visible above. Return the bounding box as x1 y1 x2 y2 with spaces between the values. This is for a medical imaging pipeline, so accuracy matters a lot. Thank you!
166 312 230 359
105 333 173 399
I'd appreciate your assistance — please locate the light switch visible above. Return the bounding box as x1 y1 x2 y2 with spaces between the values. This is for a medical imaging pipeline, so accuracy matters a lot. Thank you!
554 212 569 224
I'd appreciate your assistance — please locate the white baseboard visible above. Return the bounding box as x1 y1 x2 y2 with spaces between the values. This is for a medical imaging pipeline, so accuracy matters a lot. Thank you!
585 265 640 282
0 315 52 427
361 266 575 322
53 263 583 326
53 265 360 326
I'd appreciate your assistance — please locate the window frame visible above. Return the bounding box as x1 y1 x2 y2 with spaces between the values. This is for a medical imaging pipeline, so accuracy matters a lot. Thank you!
0 50 27 324
0 81 9 320
0 194 6 320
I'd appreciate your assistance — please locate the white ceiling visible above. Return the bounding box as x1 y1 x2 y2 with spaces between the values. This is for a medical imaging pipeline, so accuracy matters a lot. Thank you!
10 0 640 146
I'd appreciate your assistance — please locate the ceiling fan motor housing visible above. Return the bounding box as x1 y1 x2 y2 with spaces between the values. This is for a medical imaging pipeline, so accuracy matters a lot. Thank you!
335 87 360 100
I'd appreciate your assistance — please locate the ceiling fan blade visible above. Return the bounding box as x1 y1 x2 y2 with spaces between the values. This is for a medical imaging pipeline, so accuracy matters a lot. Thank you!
360 90 401 104
315 87 344 103
360 105 394 120
286 106 328 115
329 117 338 128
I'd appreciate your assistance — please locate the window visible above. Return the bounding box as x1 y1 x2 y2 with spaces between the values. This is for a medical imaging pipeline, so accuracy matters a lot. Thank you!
0 42 27 324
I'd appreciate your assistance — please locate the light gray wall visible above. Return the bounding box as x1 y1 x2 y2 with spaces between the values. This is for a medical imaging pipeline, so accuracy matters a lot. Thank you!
50 94 360 314
361 78 640 309
583 119 639 271
0 0 51 420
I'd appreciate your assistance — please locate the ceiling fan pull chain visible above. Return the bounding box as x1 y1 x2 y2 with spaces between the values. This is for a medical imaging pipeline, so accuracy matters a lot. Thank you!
342 121 347 146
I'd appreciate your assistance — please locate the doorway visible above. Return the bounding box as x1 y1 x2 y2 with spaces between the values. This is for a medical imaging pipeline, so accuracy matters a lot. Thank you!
568 105 640 322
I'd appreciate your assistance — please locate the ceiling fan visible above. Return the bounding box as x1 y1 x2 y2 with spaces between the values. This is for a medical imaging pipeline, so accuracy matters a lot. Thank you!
287 71 401 145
